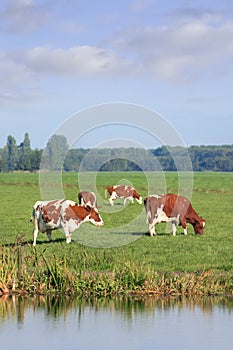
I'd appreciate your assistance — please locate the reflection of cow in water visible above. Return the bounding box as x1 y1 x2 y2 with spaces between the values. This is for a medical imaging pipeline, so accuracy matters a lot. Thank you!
105 185 142 206
78 191 97 208
31 199 104 245
144 194 206 236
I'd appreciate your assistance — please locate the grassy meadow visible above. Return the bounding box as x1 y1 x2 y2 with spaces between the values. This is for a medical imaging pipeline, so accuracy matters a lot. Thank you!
0 171 233 296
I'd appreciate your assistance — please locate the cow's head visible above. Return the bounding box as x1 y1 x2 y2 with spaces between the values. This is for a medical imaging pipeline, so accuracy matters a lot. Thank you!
87 206 104 227
194 219 206 234
136 196 142 205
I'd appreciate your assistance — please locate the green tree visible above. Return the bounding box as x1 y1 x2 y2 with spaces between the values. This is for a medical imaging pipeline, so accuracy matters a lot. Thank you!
30 149 43 172
42 134 69 171
0 149 7 172
18 132 32 170
6 135 18 171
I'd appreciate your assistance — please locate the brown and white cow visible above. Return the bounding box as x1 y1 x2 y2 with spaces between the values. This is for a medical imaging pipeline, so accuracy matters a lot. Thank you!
105 185 142 206
31 199 104 245
144 194 205 236
78 191 97 208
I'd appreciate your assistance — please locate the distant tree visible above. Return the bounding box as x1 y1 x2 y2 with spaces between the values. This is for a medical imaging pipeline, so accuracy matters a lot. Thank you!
6 135 18 171
42 134 69 171
30 148 43 171
18 132 32 170
0 149 7 172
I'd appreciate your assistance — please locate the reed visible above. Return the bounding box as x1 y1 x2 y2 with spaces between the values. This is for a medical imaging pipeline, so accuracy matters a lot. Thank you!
0 243 232 297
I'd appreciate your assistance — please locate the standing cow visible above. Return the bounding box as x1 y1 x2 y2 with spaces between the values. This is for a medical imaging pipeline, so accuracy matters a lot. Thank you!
144 194 205 236
105 185 142 206
31 199 104 245
78 191 97 208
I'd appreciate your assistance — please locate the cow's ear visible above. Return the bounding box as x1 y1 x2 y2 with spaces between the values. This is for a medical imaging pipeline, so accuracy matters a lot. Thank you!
86 205 91 212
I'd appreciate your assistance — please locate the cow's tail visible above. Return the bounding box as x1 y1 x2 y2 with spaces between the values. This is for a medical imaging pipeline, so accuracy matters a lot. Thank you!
30 208 36 222
144 197 151 224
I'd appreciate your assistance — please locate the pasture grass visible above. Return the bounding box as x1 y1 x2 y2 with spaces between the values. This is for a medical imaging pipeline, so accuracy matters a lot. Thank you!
0 171 233 296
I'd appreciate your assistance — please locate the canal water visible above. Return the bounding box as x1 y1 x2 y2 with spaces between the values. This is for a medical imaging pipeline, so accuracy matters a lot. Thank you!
0 295 233 350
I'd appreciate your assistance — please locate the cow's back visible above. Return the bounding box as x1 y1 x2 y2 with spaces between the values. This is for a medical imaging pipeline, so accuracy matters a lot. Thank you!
144 194 191 221
157 194 191 220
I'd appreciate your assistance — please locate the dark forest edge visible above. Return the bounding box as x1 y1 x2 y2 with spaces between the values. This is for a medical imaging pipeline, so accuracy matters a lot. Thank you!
1 133 233 172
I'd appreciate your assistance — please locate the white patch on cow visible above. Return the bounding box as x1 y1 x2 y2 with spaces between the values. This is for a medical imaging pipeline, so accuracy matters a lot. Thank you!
156 205 169 222
109 191 118 206
136 196 142 205
150 194 163 199
203 221 205 227
90 217 104 227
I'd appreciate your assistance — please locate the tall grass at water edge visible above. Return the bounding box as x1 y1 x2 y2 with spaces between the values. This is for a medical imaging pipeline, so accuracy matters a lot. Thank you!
0 242 233 296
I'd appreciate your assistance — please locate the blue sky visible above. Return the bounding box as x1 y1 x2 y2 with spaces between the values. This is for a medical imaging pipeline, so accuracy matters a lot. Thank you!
0 0 233 149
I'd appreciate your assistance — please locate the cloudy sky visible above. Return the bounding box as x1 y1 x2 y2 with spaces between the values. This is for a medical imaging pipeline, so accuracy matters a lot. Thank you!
0 0 233 149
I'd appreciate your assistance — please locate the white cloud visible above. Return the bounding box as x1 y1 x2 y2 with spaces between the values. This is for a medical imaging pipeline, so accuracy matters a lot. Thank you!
17 46 132 76
0 0 51 33
0 52 30 99
0 45 133 99
1 8 233 101
111 16 233 82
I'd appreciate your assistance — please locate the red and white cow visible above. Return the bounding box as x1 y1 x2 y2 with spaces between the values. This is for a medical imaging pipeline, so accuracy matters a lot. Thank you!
105 185 142 206
31 199 104 245
144 194 205 236
78 191 97 208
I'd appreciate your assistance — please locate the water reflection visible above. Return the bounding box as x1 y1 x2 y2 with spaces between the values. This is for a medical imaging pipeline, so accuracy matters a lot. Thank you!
0 295 233 350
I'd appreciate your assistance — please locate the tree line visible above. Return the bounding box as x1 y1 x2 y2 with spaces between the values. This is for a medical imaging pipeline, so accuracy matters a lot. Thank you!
0 133 233 172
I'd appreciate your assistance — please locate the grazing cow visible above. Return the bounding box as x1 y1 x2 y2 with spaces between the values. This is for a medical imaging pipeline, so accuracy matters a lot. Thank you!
78 191 97 208
144 194 205 236
31 199 104 246
105 185 142 206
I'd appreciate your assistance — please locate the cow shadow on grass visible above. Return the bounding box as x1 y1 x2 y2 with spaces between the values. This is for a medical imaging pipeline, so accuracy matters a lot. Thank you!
114 231 170 237
3 237 66 247
30 237 65 245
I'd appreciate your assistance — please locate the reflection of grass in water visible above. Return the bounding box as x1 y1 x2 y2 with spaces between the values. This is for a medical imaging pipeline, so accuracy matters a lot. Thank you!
1 293 233 326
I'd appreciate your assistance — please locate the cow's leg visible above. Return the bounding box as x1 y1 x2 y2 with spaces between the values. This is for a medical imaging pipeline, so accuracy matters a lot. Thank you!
109 196 114 206
46 230 53 243
149 223 156 236
123 197 127 205
33 219 39 246
172 222 177 236
66 235 72 243
33 227 38 246
181 220 187 235
63 226 72 243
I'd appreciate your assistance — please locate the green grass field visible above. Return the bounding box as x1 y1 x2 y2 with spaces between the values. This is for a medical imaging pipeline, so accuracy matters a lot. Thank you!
0 171 233 296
